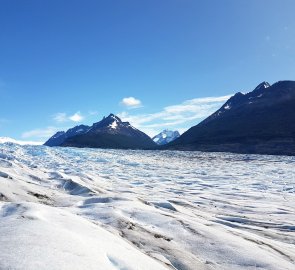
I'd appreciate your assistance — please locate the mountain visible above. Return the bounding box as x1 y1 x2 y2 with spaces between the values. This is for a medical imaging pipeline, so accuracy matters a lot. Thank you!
45 114 157 150
44 125 90 147
152 130 180 145
165 81 295 155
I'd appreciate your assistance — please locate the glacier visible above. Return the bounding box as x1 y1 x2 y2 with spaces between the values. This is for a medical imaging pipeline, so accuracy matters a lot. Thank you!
0 143 294 270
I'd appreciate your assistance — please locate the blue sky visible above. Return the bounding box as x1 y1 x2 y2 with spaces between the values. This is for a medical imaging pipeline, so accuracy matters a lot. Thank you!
0 0 294 142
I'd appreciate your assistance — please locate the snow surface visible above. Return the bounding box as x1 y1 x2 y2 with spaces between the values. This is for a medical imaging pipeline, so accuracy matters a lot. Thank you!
0 202 168 270
109 120 118 129
0 144 294 270
224 104 231 110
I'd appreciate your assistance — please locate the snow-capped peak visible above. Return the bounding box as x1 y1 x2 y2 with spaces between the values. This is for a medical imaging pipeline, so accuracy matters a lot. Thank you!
108 113 121 122
254 81 271 91
152 130 180 145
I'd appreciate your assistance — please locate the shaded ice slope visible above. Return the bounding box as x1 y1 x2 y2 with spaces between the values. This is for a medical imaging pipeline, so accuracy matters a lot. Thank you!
0 144 294 269
0 202 168 270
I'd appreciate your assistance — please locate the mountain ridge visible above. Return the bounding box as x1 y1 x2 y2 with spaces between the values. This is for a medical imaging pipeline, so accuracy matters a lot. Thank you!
164 80 295 155
44 80 295 155
45 114 157 150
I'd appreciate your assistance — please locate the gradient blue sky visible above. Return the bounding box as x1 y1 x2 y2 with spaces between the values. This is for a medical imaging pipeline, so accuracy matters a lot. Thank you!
0 0 294 142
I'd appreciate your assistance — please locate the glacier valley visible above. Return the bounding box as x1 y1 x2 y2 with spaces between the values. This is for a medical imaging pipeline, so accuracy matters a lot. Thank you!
0 144 294 270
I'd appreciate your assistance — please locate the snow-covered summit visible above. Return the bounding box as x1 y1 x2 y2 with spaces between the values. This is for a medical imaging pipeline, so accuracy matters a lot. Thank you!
254 81 271 91
89 114 139 135
152 130 180 145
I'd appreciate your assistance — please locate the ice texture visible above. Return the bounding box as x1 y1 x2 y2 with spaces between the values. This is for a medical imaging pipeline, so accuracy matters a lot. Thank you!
0 143 294 270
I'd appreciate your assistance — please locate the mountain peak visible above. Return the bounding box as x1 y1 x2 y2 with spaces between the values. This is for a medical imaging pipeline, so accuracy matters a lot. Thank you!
167 80 295 155
152 130 180 145
44 112 156 149
254 81 271 91
106 113 121 122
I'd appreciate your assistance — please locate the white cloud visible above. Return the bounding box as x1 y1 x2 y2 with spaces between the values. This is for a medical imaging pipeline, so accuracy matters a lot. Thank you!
118 95 232 137
21 126 61 140
23 112 84 142
69 112 84 122
88 110 98 116
120 97 142 108
53 113 68 123
22 95 231 141
53 112 84 123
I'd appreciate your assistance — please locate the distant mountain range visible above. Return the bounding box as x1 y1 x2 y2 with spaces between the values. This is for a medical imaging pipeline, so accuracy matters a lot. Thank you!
44 80 295 155
0 137 42 145
152 130 180 145
44 114 157 150
44 125 90 147
165 81 295 155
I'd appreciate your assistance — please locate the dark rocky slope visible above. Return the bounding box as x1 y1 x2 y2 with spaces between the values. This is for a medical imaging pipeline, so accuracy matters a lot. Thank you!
44 125 90 147
165 81 295 155
60 114 157 150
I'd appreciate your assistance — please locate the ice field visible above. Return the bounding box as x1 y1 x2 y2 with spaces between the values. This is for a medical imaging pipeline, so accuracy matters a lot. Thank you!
0 144 294 270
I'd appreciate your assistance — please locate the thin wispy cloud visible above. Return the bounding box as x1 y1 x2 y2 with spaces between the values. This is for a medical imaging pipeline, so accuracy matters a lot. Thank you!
118 95 232 136
22 126 61 141
22 95 231 141
88 110 98 116
53 112 84 123
0 137 43 145
22 111 94 141
53 113 67 123
120 97 142 109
